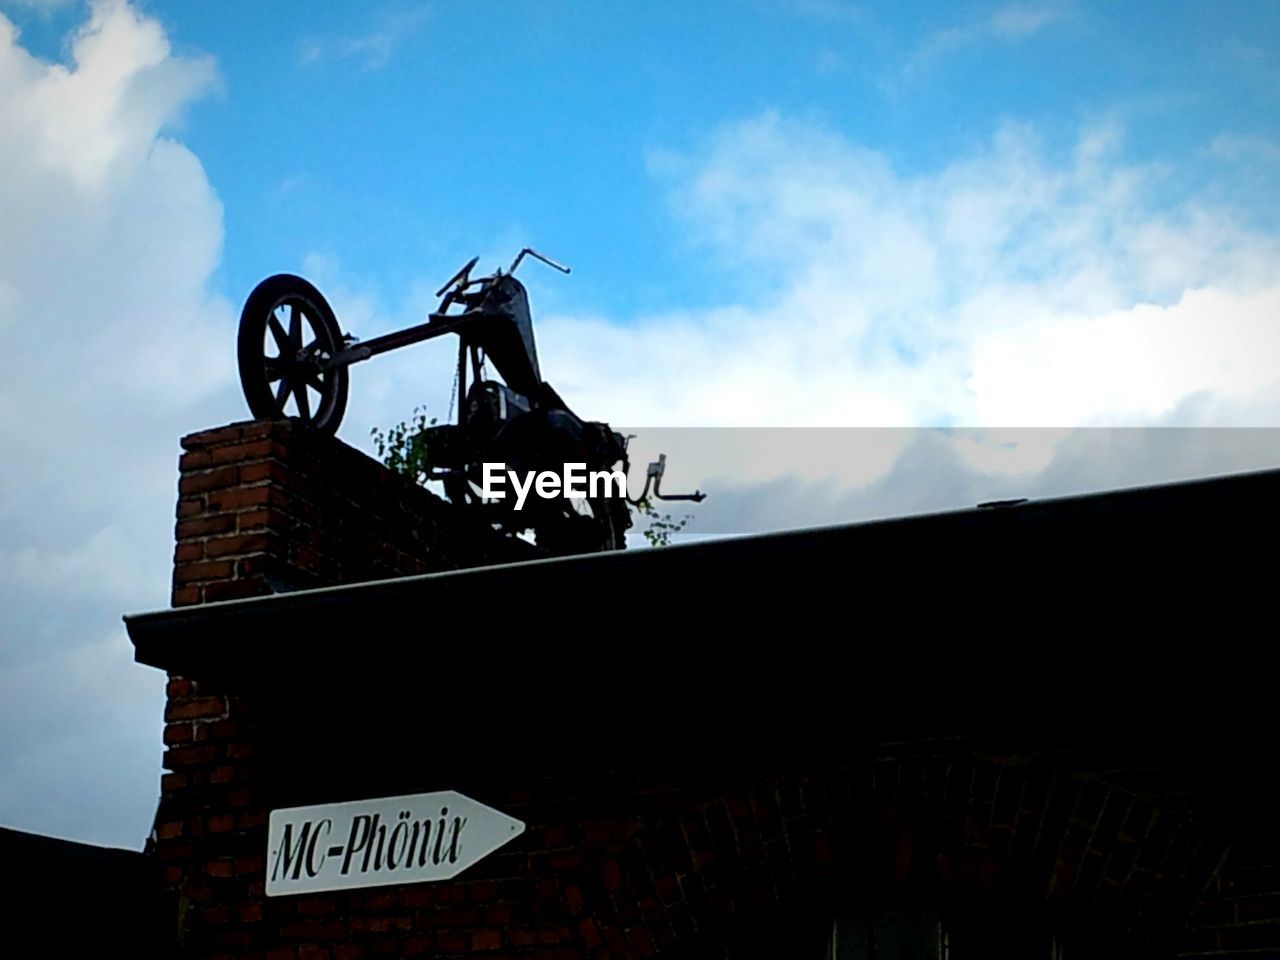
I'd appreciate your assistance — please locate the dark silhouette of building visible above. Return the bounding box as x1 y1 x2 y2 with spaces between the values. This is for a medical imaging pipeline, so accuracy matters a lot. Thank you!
0 825 170 953
120 418 1280 958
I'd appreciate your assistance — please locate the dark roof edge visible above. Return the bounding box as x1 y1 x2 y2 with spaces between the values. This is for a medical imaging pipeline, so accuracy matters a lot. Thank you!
0 824 149 862
124 464 1280 666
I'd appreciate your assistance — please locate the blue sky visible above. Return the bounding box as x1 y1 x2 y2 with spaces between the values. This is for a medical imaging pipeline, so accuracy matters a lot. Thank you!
1 1 1279 848
9 1 1279 320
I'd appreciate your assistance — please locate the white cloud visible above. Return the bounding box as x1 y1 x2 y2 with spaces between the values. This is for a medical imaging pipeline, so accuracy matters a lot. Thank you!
989 2 1067 38
1208 133 1280 165
893 1 1072 89
667 426 1280 537
298 6 431 72
529 112 1280 509
0 0 236 846
969 286 1280 426
814 48 849 76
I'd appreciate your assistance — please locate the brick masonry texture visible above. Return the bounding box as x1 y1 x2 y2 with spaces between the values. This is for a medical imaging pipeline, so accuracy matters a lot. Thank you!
170 418 537 607
154 701 1280 960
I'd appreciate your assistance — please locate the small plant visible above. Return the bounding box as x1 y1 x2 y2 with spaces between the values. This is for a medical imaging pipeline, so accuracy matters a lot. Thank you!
370 407 435 487
635 496 690 547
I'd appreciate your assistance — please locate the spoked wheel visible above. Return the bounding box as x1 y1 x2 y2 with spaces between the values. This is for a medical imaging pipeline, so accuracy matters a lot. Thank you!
237 274 349 434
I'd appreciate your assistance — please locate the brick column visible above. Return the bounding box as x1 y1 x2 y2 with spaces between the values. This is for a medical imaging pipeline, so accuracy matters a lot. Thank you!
157 417 545 953
171 418 536 607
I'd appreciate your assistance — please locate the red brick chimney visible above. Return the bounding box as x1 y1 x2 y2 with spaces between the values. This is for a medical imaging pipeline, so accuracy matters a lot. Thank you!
170 418 536 607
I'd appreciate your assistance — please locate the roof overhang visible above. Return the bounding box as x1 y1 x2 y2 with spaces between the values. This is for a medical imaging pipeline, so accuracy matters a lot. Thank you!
125 467 1279 740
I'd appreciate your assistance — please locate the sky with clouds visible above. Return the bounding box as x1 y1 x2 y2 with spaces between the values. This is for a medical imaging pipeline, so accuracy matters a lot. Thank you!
0 1 1278 847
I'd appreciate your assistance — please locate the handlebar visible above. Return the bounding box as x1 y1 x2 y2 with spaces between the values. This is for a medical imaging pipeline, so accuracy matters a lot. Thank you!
509 248 571 276
434 256 480 298
436 249 572 304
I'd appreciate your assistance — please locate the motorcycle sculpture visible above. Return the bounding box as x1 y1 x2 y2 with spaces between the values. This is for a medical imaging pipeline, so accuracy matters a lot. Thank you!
236 249 702 552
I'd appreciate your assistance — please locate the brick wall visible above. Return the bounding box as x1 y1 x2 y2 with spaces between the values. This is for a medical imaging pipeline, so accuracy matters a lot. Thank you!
171 419 536 607
1182 844 1280 957
151 685 1280 959
153 710 1268 960
159 417 544 954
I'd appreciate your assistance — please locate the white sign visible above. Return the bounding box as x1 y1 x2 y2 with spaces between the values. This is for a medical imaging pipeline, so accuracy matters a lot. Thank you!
266 790 525 897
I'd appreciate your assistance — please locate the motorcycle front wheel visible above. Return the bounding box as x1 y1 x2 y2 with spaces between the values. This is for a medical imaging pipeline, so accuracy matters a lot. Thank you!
237 273 349 434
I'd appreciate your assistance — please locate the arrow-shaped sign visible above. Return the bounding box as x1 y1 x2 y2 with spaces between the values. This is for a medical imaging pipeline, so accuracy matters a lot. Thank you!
266 790 525 896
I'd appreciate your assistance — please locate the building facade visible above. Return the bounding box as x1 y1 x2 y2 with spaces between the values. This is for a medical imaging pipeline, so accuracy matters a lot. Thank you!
124 419 1280 959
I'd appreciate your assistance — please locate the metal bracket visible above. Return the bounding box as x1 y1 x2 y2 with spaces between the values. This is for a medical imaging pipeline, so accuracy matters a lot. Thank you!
630 453 706 504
